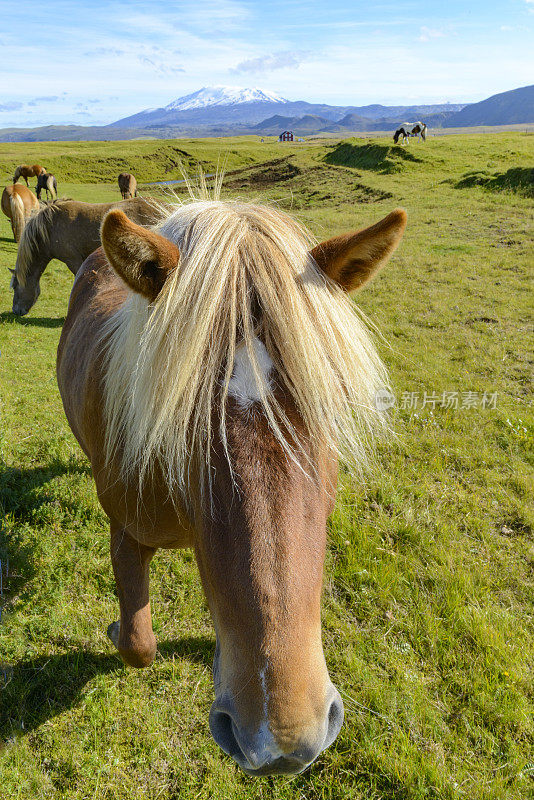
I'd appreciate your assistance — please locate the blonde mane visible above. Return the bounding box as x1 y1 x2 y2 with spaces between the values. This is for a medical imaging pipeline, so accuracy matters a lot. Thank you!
15 201 67 286
101 197 389 504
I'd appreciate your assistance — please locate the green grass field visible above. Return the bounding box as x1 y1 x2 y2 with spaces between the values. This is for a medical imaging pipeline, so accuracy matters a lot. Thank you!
0 133 533 799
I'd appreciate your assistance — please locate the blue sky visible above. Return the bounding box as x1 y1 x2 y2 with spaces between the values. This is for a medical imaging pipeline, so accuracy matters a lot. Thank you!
1 0 533 127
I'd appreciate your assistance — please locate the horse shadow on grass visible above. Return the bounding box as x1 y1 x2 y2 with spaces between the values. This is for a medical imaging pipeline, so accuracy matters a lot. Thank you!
454 166 534 198
0 636 214 742
0 311 65 328
1 458 91 520
0 458 92 596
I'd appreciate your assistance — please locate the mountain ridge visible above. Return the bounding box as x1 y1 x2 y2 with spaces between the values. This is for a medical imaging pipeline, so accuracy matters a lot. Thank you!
110 85 466 129
442 84 534 127
0 85 531 142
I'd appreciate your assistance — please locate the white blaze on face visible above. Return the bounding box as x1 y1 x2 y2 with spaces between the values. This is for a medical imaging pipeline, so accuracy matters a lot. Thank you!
260 665 269 721
255 662 286 762
228 337 273 408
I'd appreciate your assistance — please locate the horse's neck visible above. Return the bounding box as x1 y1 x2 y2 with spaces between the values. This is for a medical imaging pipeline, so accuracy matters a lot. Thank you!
49 208 99 274
23 242 52 286
47 210 76 260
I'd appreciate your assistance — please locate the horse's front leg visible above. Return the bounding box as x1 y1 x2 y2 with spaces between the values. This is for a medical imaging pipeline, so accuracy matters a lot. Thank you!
107 523 157 667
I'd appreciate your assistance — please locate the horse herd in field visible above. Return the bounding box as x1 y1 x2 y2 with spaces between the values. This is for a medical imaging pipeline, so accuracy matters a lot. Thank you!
3 164 151 315
1 165 138 243
2 155 409 775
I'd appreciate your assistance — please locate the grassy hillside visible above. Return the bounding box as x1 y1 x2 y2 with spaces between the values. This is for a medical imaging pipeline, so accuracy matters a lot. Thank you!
0 133 533 800
0 137 288 185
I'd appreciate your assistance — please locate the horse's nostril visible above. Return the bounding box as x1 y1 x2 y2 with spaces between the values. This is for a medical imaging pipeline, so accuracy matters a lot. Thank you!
210 706 304 774
209 708 244 762
324 690 344 750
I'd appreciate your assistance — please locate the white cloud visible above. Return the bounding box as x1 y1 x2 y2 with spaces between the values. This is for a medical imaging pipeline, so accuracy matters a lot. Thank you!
83 47 126 57
137 54 185 76
418 26 446 42
177 0 252 33
232 51 311 74
0 101 23 112
27 95 59 106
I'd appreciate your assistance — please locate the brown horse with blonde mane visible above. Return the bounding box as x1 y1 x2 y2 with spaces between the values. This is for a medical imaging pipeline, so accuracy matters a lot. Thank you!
57 196 406 775
12 163 46 185
1 184 39 241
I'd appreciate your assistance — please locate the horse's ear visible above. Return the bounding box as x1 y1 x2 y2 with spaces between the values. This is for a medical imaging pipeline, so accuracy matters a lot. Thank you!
310 209 407 295
101 210 179 301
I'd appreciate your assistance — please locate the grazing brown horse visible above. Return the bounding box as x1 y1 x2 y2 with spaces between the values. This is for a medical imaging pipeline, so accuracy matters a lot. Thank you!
118 172 137 199
12 163 46 185
36 172 58 200
1 184 39 241
10 197 166 315
57 197 406 775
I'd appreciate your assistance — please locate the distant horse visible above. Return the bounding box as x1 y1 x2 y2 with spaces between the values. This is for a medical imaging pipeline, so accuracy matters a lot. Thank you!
57 197 406 775
9 197 166 315
12 164 47 185
36 172 58 200
393 121 427 144
1 184 39 242
118 172 138 199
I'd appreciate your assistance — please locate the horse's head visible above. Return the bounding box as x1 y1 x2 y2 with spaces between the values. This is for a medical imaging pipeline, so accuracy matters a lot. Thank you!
10 268 40 316
101 204 407 774
9 206 50 316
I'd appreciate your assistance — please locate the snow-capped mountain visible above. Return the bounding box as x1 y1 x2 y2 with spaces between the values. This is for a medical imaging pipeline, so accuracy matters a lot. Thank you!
108 84 469 132
109 85 319 128
164 86 288 111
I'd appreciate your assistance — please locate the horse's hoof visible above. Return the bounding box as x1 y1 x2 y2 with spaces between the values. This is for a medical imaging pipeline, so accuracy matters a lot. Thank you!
107 620 120 649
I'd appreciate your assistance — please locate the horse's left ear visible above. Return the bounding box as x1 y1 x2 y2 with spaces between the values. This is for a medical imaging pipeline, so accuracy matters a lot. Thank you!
101 210 180 301
310 209 407 295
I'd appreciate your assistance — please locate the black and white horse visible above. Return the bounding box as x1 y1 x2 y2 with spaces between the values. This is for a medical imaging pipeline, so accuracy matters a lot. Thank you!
393 121 427 145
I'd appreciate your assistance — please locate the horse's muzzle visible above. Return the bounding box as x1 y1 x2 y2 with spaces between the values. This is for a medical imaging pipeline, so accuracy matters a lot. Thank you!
209 687 344 776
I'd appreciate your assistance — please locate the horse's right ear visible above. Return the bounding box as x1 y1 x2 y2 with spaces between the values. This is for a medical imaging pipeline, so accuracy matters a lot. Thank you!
101 210 180 301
